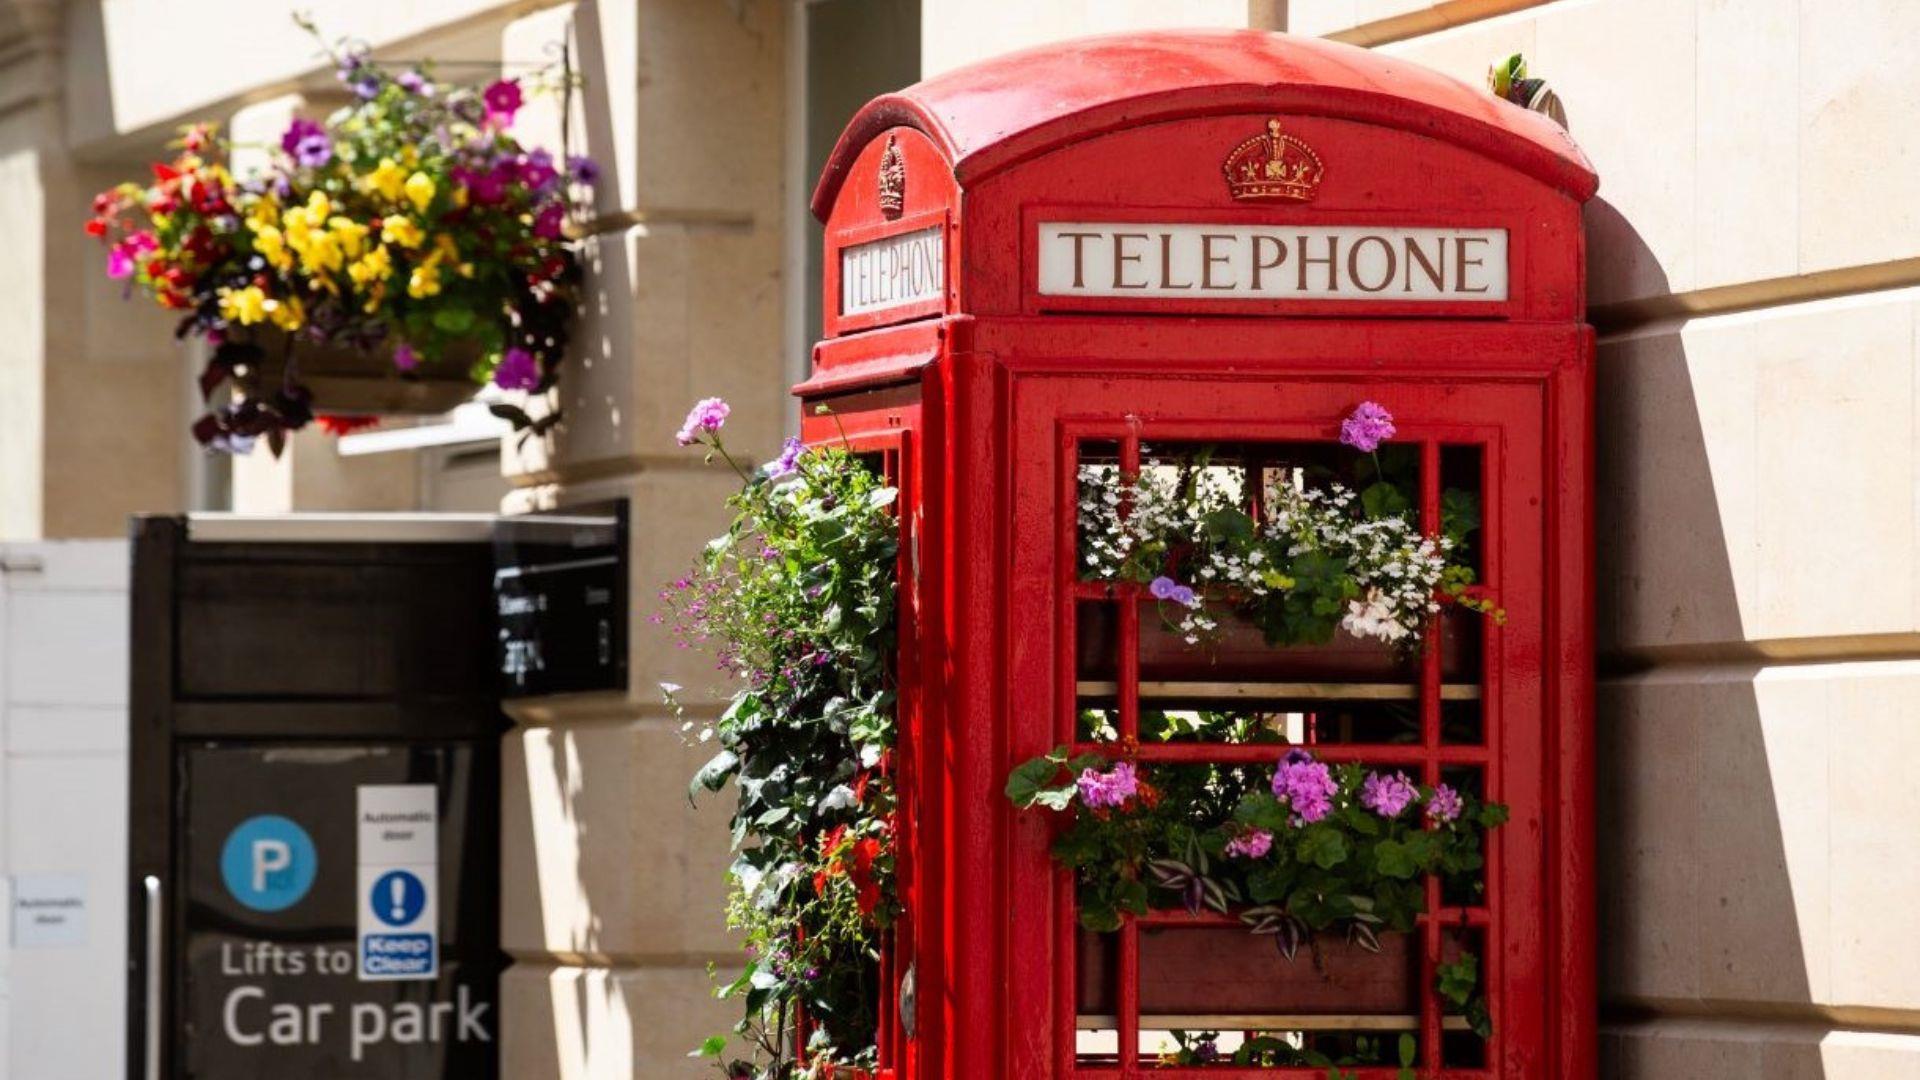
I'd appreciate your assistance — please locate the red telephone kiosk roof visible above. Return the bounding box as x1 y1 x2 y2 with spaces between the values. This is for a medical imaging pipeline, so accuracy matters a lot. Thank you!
812 28 1598 221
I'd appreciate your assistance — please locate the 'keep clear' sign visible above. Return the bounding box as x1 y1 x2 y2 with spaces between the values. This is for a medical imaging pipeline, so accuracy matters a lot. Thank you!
357 785 438 981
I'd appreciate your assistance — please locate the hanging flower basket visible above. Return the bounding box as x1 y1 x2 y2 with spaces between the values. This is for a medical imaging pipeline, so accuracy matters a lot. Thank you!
85 15 597 454
1076 925 1419 1016
231 330 482 418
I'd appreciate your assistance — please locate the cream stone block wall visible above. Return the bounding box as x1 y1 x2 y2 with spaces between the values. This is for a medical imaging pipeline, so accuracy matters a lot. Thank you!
1368 0 1920 311
921 0 1284 77
495 0 787 1075
1295 2 1920 1075
500 961 738 1079
1596 289 1920 657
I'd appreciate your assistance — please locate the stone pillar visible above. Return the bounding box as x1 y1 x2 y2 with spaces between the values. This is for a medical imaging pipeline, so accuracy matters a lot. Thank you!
920 0 1284 76
0 0 189 539
492 2 787 1075
1291 0 1920 1073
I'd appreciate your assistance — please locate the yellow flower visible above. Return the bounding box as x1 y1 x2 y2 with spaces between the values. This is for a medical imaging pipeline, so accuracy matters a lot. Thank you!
348 244 393 288
407 263 442 299
246 197 280 231
267 293 305 331
305 190 332 222
380 215 424 249
328 216 370 260
363 157 407 203
251 224 292 272
361 282 386 315
218 286 268 326
401 144 420 169
403 171 435 214
297 229 344 276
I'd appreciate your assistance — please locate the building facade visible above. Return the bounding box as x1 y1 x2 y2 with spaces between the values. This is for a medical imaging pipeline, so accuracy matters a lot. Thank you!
0 0 1914 1076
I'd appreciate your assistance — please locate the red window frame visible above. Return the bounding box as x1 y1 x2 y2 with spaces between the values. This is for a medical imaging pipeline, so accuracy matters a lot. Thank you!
1002 367 1557 1078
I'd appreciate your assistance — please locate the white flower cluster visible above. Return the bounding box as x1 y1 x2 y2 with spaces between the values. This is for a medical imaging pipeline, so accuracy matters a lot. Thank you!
1076 460 1453 645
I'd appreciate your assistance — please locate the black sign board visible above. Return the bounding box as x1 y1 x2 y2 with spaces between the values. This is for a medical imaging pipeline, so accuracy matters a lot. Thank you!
129 516 507 1080
492 501 629 697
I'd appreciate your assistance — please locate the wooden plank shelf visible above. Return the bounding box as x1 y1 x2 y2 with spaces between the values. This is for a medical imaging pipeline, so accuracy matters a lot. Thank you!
1076 680 1481 702
1075 1014 1474 1032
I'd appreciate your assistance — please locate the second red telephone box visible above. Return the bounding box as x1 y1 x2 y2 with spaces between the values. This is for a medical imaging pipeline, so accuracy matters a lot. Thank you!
798 30 1597 1079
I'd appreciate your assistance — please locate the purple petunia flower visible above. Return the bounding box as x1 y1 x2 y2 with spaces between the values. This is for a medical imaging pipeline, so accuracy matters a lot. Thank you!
1339 401 1396 453
766 436 805 478
1224 829 1274 859
1426 783 1464 823
280 118 332 169
1149 576 1178 600
520 149 559 193
392 342 419 372
675 396 730 446
1360 770 1419 819
1076 761 1138 810
492 347 541 391
1272 748 1338 824
1170 584 1197 608
397 69 432 95
567 154 600 186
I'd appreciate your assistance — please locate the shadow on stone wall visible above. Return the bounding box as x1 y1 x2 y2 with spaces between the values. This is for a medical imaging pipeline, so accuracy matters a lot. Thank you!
1588 197 1824 1076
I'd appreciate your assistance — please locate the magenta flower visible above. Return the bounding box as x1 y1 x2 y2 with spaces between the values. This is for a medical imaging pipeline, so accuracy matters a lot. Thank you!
1360 770 1418 819
1224 829 1273 859
106 231 156 279
1271 748 1337 824
392 342 419 372
1426 783 1464 824
279 117 332 169
767 436 805 478
1339 401 1396 453
676 396 731 446
532 203 566 240
519 149 559 193
492 347 540 391
1076 761 1139 810
483 78 524 127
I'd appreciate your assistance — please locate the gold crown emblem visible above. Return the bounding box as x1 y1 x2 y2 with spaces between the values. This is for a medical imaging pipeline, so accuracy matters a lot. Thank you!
1223 119 1324 203
877 135 906 219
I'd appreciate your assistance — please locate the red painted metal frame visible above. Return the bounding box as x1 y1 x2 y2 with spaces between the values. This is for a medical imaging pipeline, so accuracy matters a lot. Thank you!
802 29 1597 1080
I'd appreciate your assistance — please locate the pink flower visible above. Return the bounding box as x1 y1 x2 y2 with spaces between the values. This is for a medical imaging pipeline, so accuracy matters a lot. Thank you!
1426 783 1464 823
1224 829 1273 859
483 78 524 127
675 396 730 446
1271 748 1337 825
1339 401 1396 453
492 347 540 391
532 203 565 239
1360 770 1418 819
1076 761 1138 810
106 230 157 279
392 342 419 372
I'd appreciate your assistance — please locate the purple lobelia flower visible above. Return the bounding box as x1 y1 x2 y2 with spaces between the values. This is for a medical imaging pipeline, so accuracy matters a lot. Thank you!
1076 761 1139 810
1426 783 1464 823
1339 401 1397 453
675 397 730 446
397 69 432 95
492 347 541 391
1272 748 1338 824
567 154 600 186
1360 770 1419 819
392 342 419 372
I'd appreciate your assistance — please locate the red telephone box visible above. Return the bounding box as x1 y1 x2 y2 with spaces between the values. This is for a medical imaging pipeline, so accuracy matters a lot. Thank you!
799 30 1597 1079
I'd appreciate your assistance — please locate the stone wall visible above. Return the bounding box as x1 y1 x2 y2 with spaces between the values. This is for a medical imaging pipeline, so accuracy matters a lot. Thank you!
1288 0 1920 1073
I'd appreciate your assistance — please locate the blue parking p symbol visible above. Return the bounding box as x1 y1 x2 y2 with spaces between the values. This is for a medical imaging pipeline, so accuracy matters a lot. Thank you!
219 815 317 913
